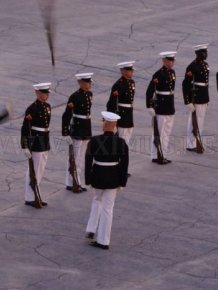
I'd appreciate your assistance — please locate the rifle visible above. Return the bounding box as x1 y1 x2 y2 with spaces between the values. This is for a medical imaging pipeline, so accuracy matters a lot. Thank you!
191 77 204 153
68 143 81 193
153 85 164 163
38 0 55 66
192 111 204 153
45 21 55 66
28 157 43 208
28 122 42 208
153 115 164 163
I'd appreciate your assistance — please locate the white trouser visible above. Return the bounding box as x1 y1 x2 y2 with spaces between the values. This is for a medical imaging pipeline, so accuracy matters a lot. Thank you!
65 139 89 186
86 188 118 246
118 127 133 145
151 115 175 159
25 151 48 201
187 104 207 149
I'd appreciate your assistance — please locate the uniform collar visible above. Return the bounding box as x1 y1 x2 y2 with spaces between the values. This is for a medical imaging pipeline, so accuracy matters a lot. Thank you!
103 131 115 136
36 99 47 105
78 88 90 93
195 58 204 63
121 76 132 82
162 65 171 71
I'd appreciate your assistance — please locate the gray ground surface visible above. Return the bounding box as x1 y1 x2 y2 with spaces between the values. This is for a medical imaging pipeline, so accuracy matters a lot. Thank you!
1 0 218 289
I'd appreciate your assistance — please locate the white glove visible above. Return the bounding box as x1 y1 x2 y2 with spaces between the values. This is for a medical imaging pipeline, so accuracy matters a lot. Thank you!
65 136 73 145
23 148 32 159
186 103 195 113
147 108 156 117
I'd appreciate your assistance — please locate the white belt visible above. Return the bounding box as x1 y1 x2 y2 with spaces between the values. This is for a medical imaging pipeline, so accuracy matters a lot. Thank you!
94 161 119 166
118 103 133 108
193 82 208 87
156 90 174 95
31 126 49 132
73 114 91 119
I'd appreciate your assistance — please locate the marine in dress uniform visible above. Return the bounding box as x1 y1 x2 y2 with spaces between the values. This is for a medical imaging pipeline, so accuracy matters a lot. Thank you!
85 111 129 250
182 44 209 152
146 51 177 164
21 82 51 207
106 61 135 145
62 73 93 193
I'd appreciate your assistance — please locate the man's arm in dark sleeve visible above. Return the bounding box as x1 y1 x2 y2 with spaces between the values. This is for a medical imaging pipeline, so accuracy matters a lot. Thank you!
182 65 193 105
21 105 34 149
119 140 129 187
62 97 73 136
106 83 119 113
146 73 158 108
85 140 93 185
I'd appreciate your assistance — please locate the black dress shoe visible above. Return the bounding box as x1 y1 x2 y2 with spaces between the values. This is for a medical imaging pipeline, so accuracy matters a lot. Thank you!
25 201 47 207
152 158 171 165
25 201 41 208
25 201 36 207
90 241 109 250
66 186 84 193
186 147 197 152
86 232 95 239
159 158 171 165
72 186 87 193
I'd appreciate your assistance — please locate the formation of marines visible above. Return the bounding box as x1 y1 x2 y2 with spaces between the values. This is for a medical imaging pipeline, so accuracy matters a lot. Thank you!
20 43 211 249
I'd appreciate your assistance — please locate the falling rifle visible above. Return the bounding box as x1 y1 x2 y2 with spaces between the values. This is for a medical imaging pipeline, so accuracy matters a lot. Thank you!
28 122 42 208
191 76 204 153
153 85 164 163
45 19 55 66
38 0 56 66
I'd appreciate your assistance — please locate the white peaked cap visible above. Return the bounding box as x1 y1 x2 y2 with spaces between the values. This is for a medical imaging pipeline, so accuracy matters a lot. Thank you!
193 43 209 51
117 61 135 69
33 82 51 91
75 72 94 80
159 51 177 58
101 111 121 122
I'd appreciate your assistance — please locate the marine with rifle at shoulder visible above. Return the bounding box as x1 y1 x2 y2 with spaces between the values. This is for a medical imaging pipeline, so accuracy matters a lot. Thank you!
106 61 135 177
182 44 209 153
146 51 177 165
21 82 51 208
62 73 93 193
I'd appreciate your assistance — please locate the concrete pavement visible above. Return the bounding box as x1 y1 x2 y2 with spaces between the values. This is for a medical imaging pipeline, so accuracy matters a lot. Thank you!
0 0 218 289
